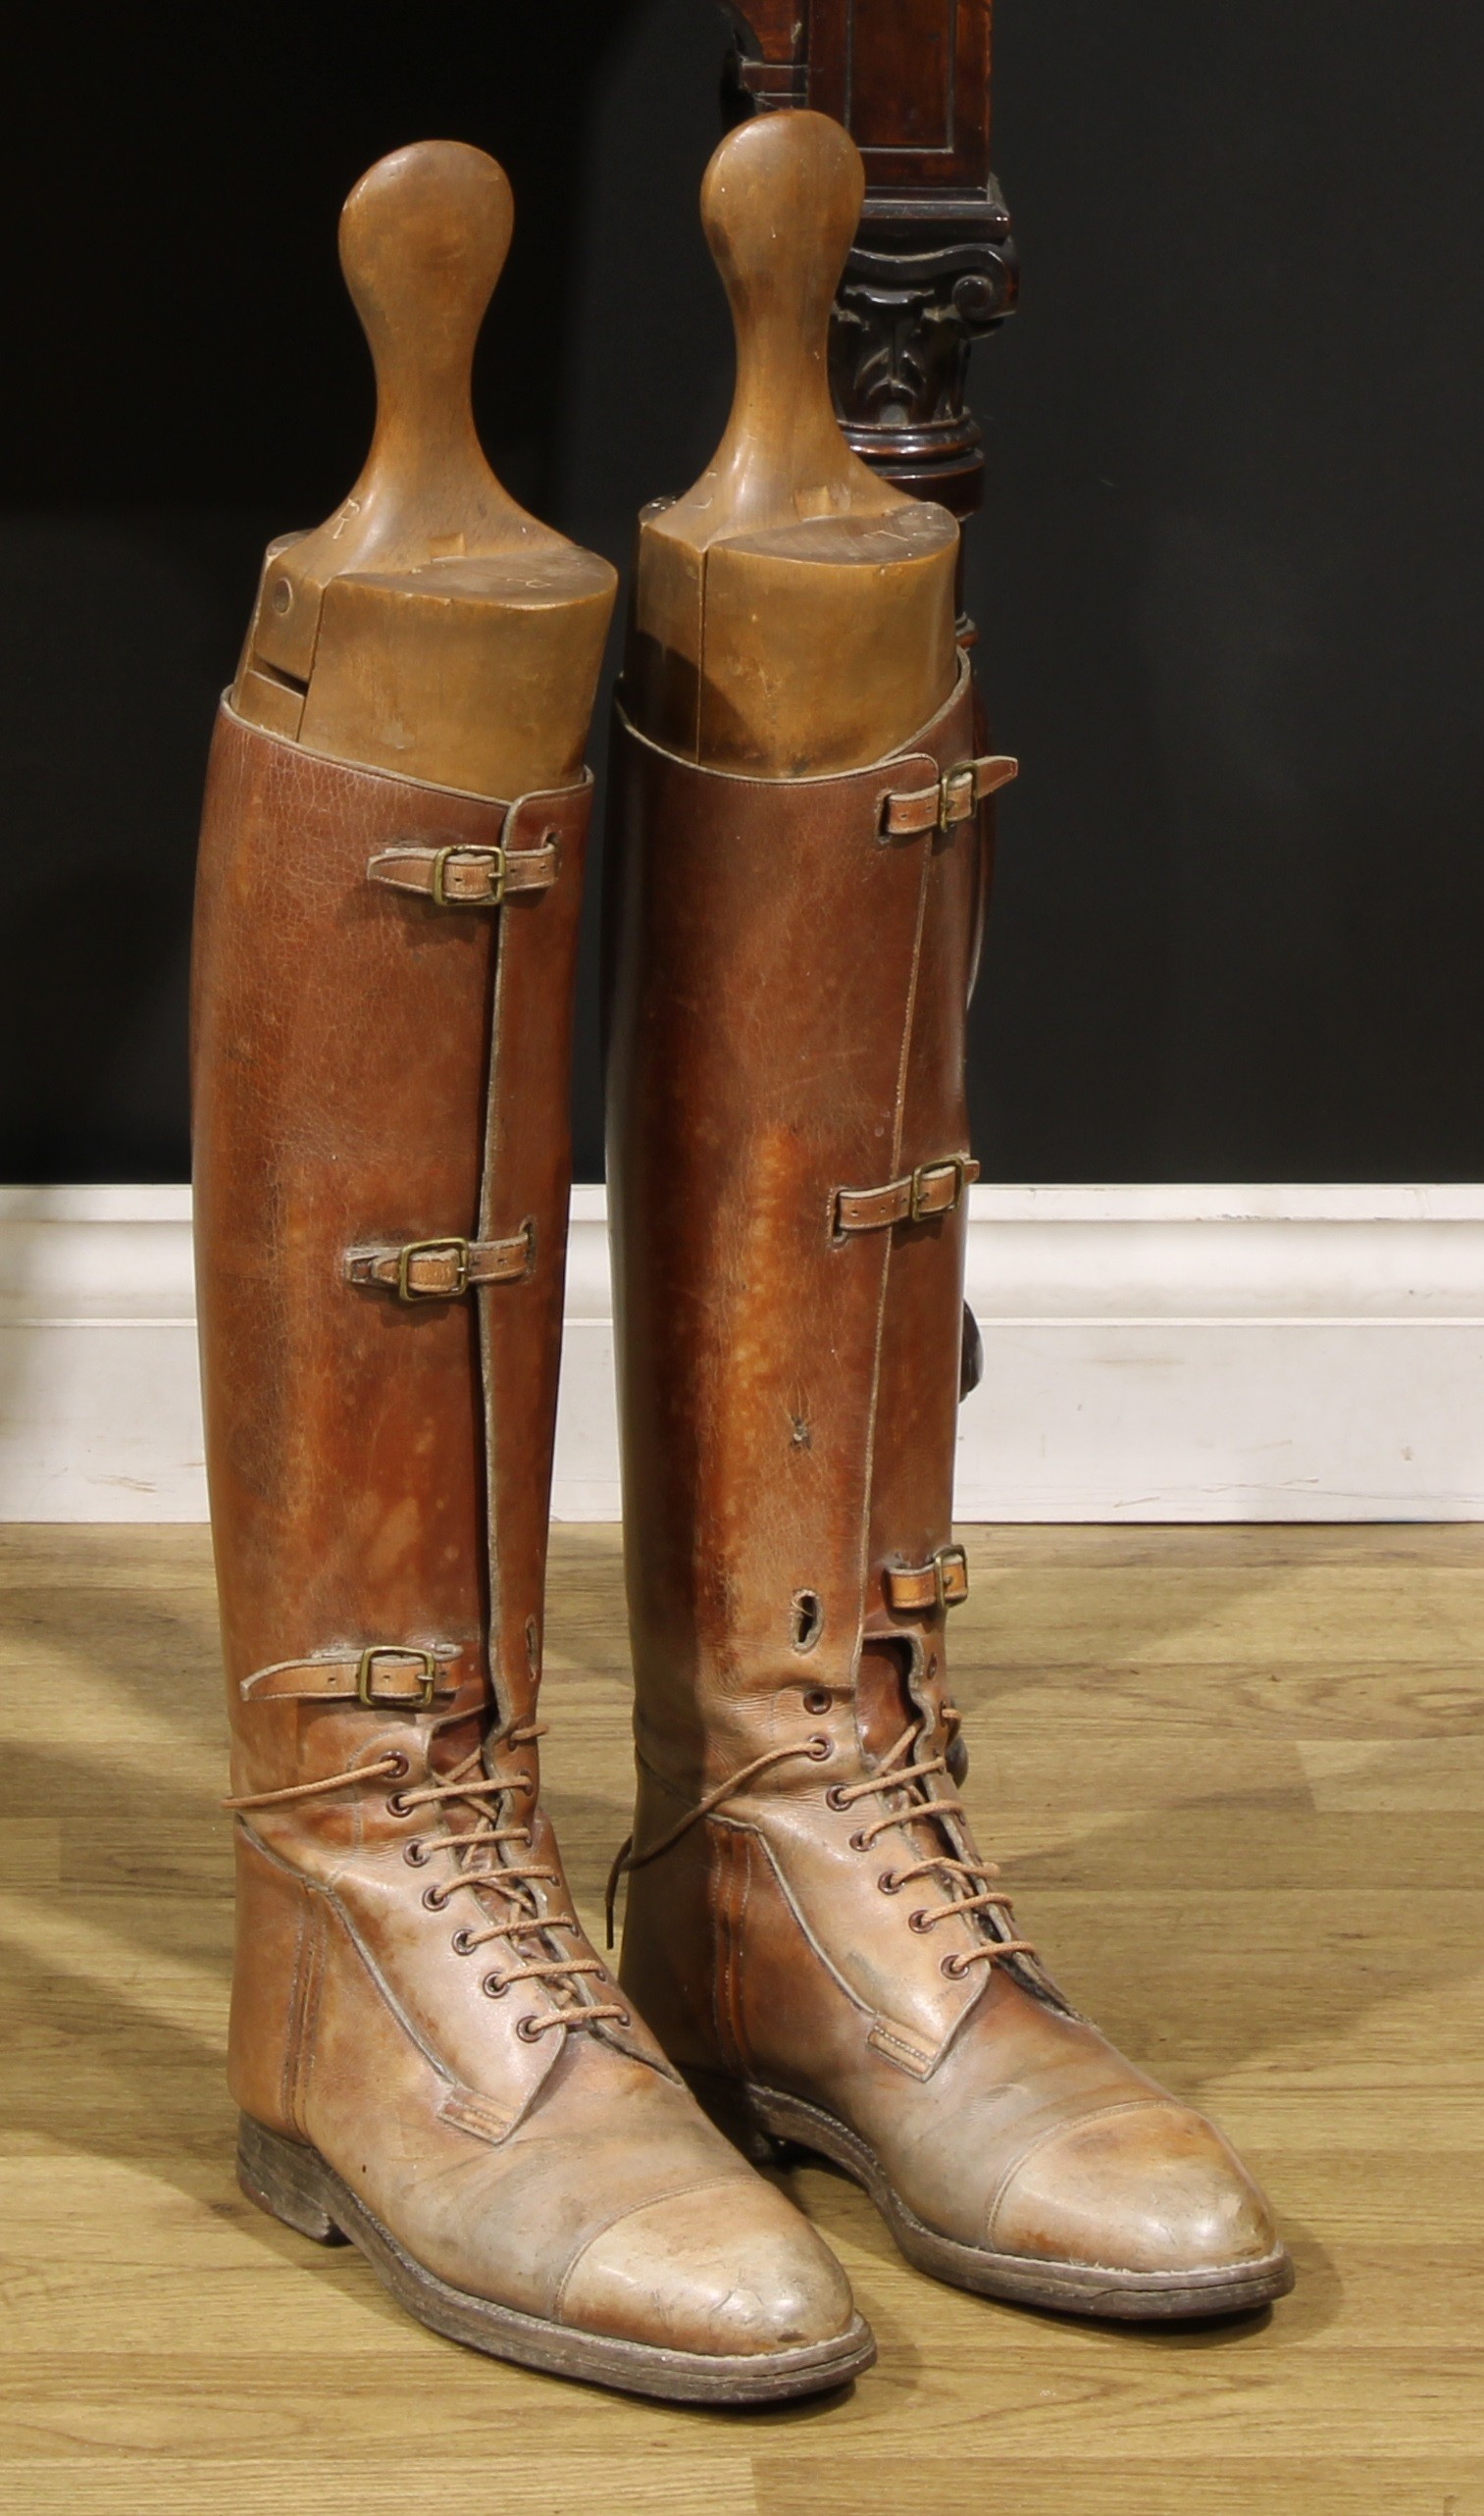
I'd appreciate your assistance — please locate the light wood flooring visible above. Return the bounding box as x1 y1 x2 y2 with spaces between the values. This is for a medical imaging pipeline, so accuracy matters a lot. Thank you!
1 1522 1481 2513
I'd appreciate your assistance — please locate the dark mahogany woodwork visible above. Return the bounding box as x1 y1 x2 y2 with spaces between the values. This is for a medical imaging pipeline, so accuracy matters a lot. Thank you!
722 1 1017 524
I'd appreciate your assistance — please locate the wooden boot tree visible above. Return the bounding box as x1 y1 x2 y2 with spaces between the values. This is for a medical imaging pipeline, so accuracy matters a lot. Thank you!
232 140 616 799
627 110 960 776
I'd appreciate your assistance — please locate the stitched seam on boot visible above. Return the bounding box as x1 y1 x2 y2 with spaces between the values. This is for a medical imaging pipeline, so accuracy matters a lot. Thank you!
289 1895 325 2135
717 1816 878 2026
729 1826 755 2076
714 1823 748 2077
550 2176 755 2321
477 809 509 1725
272 1875 310 2131
230 1825 484 2116
437 2085 520 2146
850 779 936 1695
865 2019 939 2079
984 2098 1179 2248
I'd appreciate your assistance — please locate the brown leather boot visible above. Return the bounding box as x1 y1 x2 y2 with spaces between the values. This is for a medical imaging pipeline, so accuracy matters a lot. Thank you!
605 671 1295 2323
190 141 870 2404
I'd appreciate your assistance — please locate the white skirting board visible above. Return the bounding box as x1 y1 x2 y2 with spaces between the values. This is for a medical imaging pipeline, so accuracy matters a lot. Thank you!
1 1184 1480 1522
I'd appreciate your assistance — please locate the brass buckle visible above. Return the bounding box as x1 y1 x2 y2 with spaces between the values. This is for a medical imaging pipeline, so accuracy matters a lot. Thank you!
356 1646 437 1711
909 1156 969 1222
431 845 504 908
938 764 978 827
932 1544 969 1609
396 1236 471 1301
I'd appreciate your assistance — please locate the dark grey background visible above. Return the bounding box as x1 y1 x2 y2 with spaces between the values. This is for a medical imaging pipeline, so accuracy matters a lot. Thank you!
1 1 1478 1183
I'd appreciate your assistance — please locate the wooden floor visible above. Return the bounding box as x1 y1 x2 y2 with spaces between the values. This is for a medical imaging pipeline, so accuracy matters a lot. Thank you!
1 1524 1481 2512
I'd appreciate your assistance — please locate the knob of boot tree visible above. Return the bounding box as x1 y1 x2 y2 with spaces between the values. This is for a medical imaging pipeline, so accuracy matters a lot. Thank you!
699 106 883 535
629 112 960 775
232 141 615 796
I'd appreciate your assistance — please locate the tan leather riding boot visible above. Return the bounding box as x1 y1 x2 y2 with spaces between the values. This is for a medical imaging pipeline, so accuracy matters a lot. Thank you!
189 140 869 2404
605 668 1295 2323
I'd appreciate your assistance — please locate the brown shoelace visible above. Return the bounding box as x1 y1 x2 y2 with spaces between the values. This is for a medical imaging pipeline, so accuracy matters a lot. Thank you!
606 1711 1035 1975
227 1720 628 2037
826 1714 1035 1977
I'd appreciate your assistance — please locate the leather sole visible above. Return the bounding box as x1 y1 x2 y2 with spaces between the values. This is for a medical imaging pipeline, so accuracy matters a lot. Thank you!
685 2071 1296 2323
235 2114 874 2402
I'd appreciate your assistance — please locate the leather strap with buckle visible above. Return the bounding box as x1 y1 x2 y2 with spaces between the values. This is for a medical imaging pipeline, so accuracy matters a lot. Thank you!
835 1155 979 1236
344 1228 532 1301
881 753 1018 838
366 839 560 908
884 1546 970 1615
239 1646 462 1709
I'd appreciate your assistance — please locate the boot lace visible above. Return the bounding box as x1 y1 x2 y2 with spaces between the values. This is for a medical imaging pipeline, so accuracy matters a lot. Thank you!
826 1713 1035 1978
606 1711 1035 1977
227 1720 628 2038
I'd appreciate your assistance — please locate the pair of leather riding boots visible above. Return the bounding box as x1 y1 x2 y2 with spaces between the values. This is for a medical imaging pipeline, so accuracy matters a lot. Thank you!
193 140 1291 2408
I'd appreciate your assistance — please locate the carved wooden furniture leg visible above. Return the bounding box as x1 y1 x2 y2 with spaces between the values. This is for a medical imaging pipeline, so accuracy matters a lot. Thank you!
605 110 1293 2319
192 140 870 2403
722 0 1017 535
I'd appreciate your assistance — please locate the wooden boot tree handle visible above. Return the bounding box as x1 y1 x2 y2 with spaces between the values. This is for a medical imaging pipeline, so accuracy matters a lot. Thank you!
232 141 614 799
696 108 887 539
629 113 959 776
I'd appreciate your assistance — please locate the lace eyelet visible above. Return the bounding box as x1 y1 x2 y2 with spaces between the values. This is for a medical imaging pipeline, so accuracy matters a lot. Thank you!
847 1827 870 1853
941 1951 970 1980
482 1972 507 1998
515 2013 545 2043
802 1688 832 1716
616 2010 632 2028
907 1907 935 1934
451 1926 476 1955
824 1783 851 1812
805 1732 833 1762
878 1869 900 1895
385 1792 413 1819
403 1839 429 1867
422 1883 447 1912
513 1769 536 1795
382 1752 410 1780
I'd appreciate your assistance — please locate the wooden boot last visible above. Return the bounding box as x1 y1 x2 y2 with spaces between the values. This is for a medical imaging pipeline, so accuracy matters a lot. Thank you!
192 141 869 2401
605 112 1293 2322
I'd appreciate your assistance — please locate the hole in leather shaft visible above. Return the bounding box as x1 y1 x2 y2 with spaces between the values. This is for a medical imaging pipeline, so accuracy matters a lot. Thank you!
792 1590 824 1652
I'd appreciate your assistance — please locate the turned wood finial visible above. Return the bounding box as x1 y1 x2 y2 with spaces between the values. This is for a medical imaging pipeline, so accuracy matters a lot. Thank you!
629 113 960 776
231 141 614 797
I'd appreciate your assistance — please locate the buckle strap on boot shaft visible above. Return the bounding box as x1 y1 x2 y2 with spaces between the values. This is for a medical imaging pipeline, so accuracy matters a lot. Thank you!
344 1227 533 1300
884 1545 969 1615
365 769 590 906
367 840 559 907
239 1645 464 1707
881 753 1017 837
835 1155 978 1236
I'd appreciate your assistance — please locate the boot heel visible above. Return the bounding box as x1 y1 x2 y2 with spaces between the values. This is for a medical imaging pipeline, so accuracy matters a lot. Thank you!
236 2114 349 2246
681 2067 790 2167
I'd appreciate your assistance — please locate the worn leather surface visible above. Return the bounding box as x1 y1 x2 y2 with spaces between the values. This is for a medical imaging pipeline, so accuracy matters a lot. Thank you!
193 702 853 2355
606 668 1283 2286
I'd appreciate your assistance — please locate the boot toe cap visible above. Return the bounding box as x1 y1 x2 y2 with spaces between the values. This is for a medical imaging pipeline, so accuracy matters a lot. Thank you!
557 2180 857 2359
988 2099 1281 2278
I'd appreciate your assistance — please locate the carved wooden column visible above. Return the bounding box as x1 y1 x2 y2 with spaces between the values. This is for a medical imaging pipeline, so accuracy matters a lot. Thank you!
721 2 1017 534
